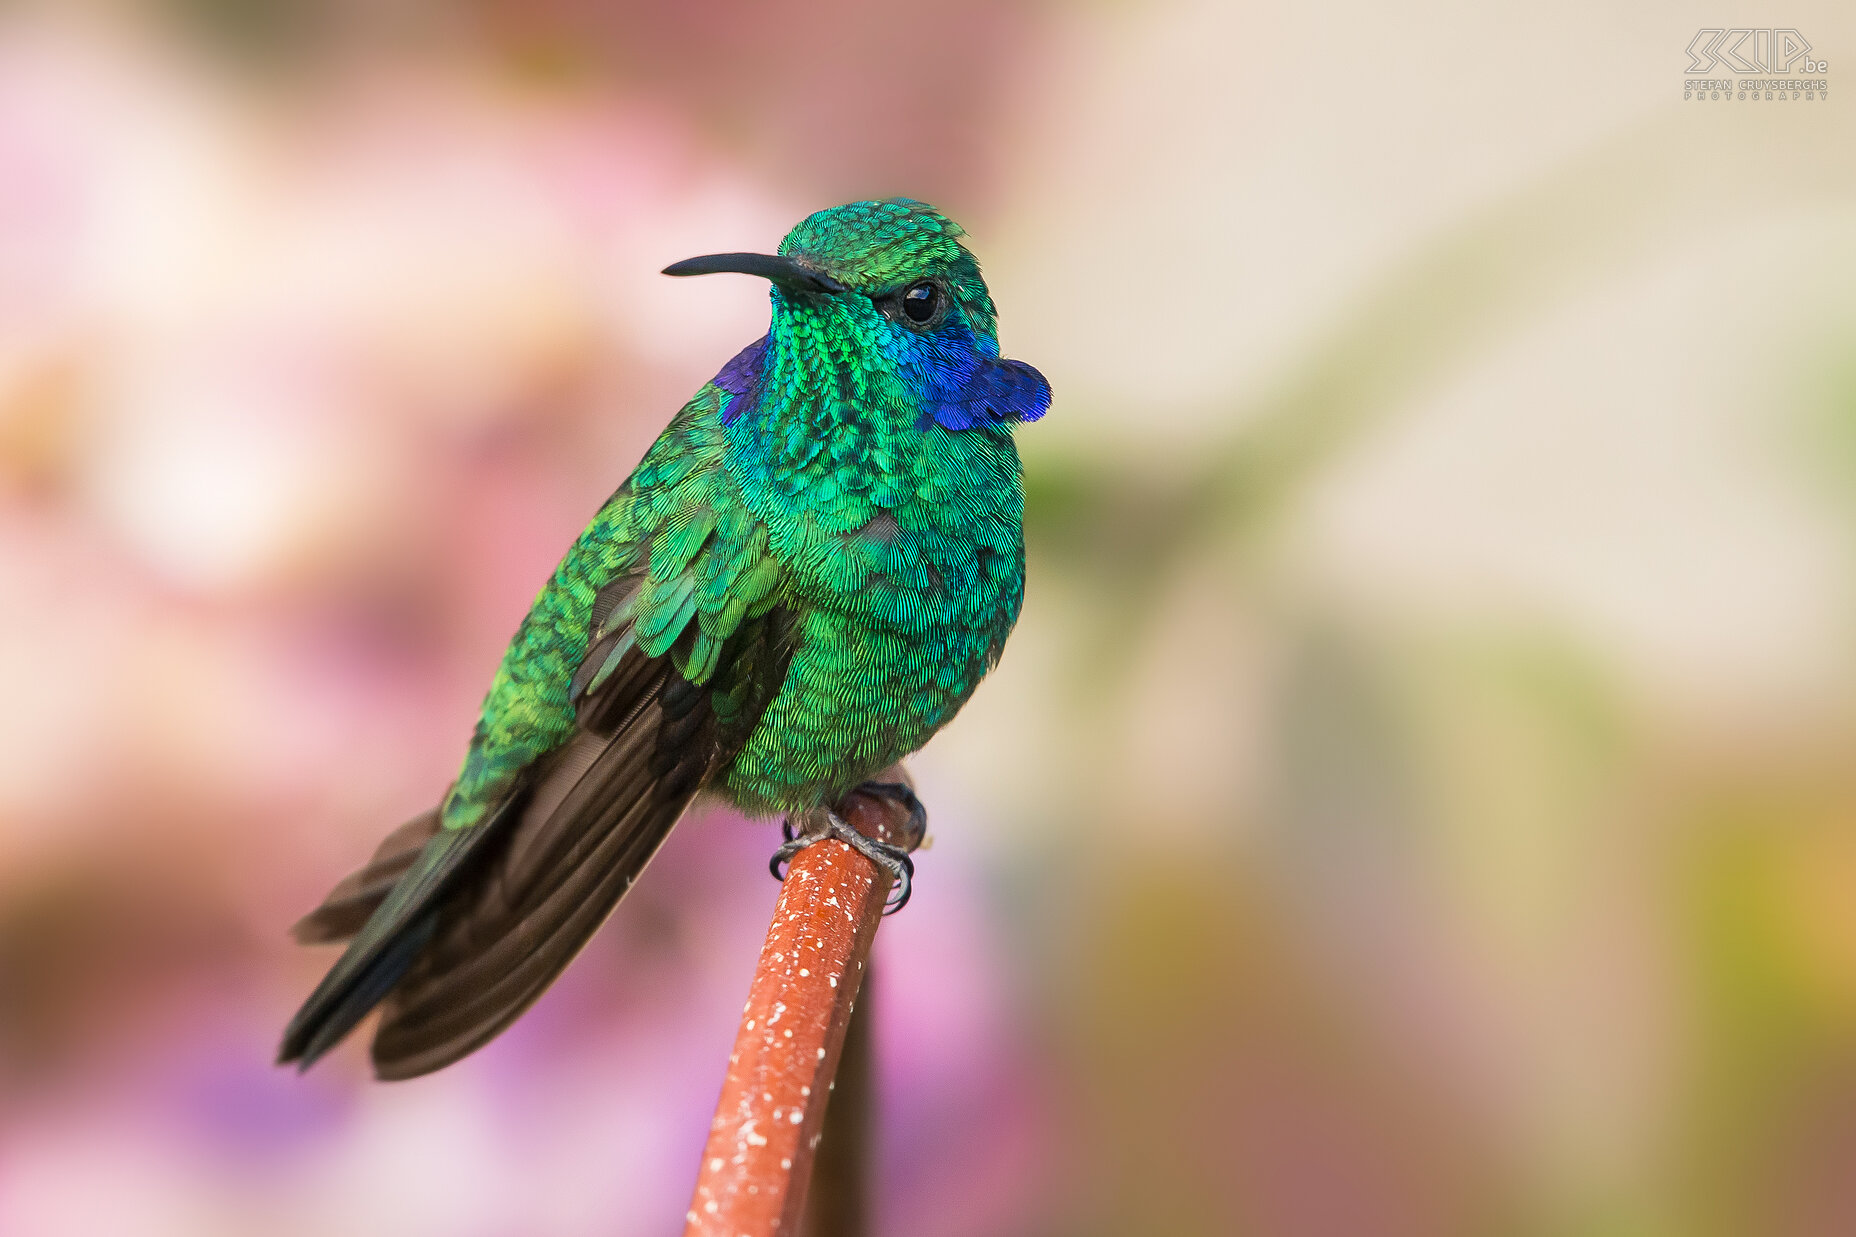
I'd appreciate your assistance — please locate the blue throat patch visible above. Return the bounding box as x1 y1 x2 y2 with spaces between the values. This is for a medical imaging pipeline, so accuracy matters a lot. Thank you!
712 334 1049 433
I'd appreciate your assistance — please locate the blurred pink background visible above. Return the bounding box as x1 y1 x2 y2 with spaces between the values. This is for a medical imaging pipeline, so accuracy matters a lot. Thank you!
3 3 1856 1235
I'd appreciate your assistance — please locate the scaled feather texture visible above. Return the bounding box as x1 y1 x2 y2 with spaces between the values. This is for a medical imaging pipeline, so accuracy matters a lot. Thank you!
279 199 1049 1078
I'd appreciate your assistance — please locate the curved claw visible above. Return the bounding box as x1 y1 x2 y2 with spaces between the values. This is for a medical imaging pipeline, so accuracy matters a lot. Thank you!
879 848 915 914
767 810 918 914
768 818 804 881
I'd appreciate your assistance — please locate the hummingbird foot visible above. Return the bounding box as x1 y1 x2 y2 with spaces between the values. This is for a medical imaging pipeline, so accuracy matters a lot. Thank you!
769 807 918 914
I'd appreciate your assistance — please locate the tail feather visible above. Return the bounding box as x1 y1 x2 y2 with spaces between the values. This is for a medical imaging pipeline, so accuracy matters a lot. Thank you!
278 636 726 1078
290 808 443 945
367 669 714 1078
279 554 797 1078
289 914 437 1068
277 811 509 1070
371 794 684 1078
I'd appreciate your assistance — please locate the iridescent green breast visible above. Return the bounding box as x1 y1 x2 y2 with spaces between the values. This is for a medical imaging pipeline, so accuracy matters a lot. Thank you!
718 408 1025 813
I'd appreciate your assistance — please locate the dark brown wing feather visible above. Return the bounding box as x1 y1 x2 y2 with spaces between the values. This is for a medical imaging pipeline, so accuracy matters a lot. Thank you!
290 808 443 945
367 663 716 1079
281 559 795 1079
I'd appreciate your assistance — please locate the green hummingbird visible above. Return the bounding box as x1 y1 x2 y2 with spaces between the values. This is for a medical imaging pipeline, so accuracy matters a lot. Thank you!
278 199 1050 1079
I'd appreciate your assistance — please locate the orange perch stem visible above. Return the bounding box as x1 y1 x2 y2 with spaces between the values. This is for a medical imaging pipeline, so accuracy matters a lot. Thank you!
683 774 920 1237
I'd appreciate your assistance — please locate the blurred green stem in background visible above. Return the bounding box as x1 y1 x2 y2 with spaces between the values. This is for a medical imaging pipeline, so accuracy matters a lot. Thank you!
1026 103 1856 676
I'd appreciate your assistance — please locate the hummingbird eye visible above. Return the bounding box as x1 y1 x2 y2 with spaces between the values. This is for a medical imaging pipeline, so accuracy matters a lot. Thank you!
902 282 939 322
884 280 946 329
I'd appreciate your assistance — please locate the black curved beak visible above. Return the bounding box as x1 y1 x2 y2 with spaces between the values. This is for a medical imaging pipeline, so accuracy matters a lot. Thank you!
661 252 846 295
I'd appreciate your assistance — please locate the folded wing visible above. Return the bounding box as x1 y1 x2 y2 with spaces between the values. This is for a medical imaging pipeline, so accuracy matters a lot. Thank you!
279 465 793 1079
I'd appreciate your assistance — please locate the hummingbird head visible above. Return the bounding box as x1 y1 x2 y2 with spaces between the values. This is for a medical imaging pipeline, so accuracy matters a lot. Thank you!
664 199 1050 433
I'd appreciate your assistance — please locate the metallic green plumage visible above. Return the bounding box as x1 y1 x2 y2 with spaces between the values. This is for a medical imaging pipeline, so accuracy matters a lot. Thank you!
447 201 1033 822
280 199 1049 1077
